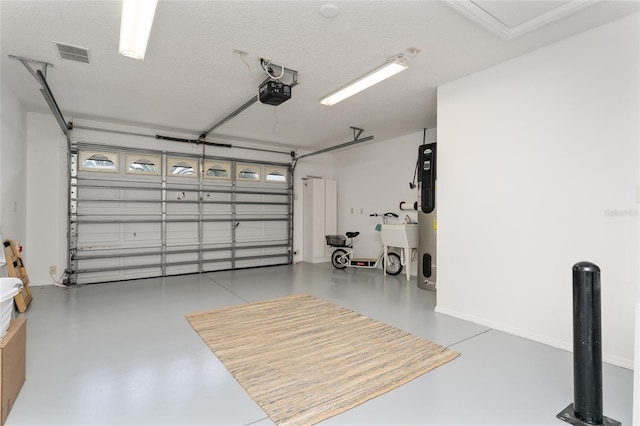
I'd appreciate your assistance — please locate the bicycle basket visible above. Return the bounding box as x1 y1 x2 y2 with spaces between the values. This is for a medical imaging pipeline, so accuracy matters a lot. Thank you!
325 235 347 247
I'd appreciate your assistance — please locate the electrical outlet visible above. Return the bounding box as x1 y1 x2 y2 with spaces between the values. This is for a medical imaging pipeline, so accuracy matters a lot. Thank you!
49 266 57 276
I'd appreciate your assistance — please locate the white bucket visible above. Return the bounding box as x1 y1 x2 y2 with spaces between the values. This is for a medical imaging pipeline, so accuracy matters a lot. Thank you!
0 277 23 339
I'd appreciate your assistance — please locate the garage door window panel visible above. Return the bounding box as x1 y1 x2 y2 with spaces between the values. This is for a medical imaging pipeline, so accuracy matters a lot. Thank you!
168 158 198 177
204 161 231 180
265 167 288 184
79 151 119 173
126 154 161 175
236 163 261 182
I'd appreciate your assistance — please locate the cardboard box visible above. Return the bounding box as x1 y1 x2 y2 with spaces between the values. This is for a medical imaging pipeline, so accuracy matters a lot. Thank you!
0 318 26 426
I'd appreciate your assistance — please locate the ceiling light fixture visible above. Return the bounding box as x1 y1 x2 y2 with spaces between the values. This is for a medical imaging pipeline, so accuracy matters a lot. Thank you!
320 56 408 106
119 0 158 60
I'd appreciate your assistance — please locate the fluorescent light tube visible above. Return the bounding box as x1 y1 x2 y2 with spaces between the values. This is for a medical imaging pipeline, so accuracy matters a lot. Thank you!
320 57 408 106
119 0 158 60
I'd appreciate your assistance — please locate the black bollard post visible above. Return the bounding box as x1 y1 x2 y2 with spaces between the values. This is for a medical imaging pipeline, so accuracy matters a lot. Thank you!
556 262 620 426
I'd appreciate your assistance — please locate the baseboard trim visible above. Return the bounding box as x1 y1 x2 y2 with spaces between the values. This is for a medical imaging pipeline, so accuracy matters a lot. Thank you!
434 305 634 370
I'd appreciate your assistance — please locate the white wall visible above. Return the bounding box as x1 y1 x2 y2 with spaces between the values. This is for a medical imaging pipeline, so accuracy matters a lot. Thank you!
437 14 639 368
331 130 437 276
0 79 27 247
25 112 67 285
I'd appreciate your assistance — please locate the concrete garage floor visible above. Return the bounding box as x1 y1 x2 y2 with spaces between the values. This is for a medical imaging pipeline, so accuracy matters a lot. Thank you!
7 262 634 425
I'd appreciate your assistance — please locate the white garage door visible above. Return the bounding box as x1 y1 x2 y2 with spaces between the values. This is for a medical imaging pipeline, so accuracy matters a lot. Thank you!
68 142 292 284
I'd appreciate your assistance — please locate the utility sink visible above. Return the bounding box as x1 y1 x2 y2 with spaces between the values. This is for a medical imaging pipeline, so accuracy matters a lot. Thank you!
380 224 419 248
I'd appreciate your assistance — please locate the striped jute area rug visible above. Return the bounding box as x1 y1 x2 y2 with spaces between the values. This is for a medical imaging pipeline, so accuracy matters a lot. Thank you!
186 294 460 425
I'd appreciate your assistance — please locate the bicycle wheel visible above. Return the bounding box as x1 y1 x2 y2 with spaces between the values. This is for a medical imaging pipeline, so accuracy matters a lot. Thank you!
384 252 403 275
331 249 348 269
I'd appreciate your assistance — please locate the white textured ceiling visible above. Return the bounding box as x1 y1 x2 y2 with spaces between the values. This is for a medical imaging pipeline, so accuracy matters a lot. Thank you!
1 1 638 150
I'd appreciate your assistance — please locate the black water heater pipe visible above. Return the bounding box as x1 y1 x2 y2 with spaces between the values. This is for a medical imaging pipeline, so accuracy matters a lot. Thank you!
556 262 620 426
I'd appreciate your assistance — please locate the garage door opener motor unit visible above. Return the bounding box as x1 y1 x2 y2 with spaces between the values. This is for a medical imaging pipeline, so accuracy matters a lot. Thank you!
259 80 292 106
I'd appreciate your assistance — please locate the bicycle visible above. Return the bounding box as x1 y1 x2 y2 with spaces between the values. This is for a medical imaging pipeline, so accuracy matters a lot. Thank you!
325 212 403 275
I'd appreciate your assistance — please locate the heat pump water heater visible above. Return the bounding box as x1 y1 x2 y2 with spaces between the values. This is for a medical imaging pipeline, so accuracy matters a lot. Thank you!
417 143 436 290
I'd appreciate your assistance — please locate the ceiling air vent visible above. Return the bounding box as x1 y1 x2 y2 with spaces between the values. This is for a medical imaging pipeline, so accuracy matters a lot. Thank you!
54 42 90 64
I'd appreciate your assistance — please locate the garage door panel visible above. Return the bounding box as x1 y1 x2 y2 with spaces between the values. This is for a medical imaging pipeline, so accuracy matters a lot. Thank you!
235 222 263 240
124 223 162 243
77 187 118 198
172 190 198 200
203 191 231 199
166 223 198 245
124 189 159 201
202 223 231 244
235 255 288 269
236 222 287 243
264 222 288 237
123 255 162 268
263 205 288 214
117 268 163 281
121 203 161 213
77 201 118 211
166 204 198 215
79 257 121 270
203 204 232 214
120 207 161 215
77 223 121 245
81 272 125 284
236 193 261 202
77 203 120 214
202 249 232 260
77 259 139 282
166 251 198 264
202 261 233 272
87 267 162 283
237 246 288 258
165 264 199 275
236 206 265 214
202 245 232 254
